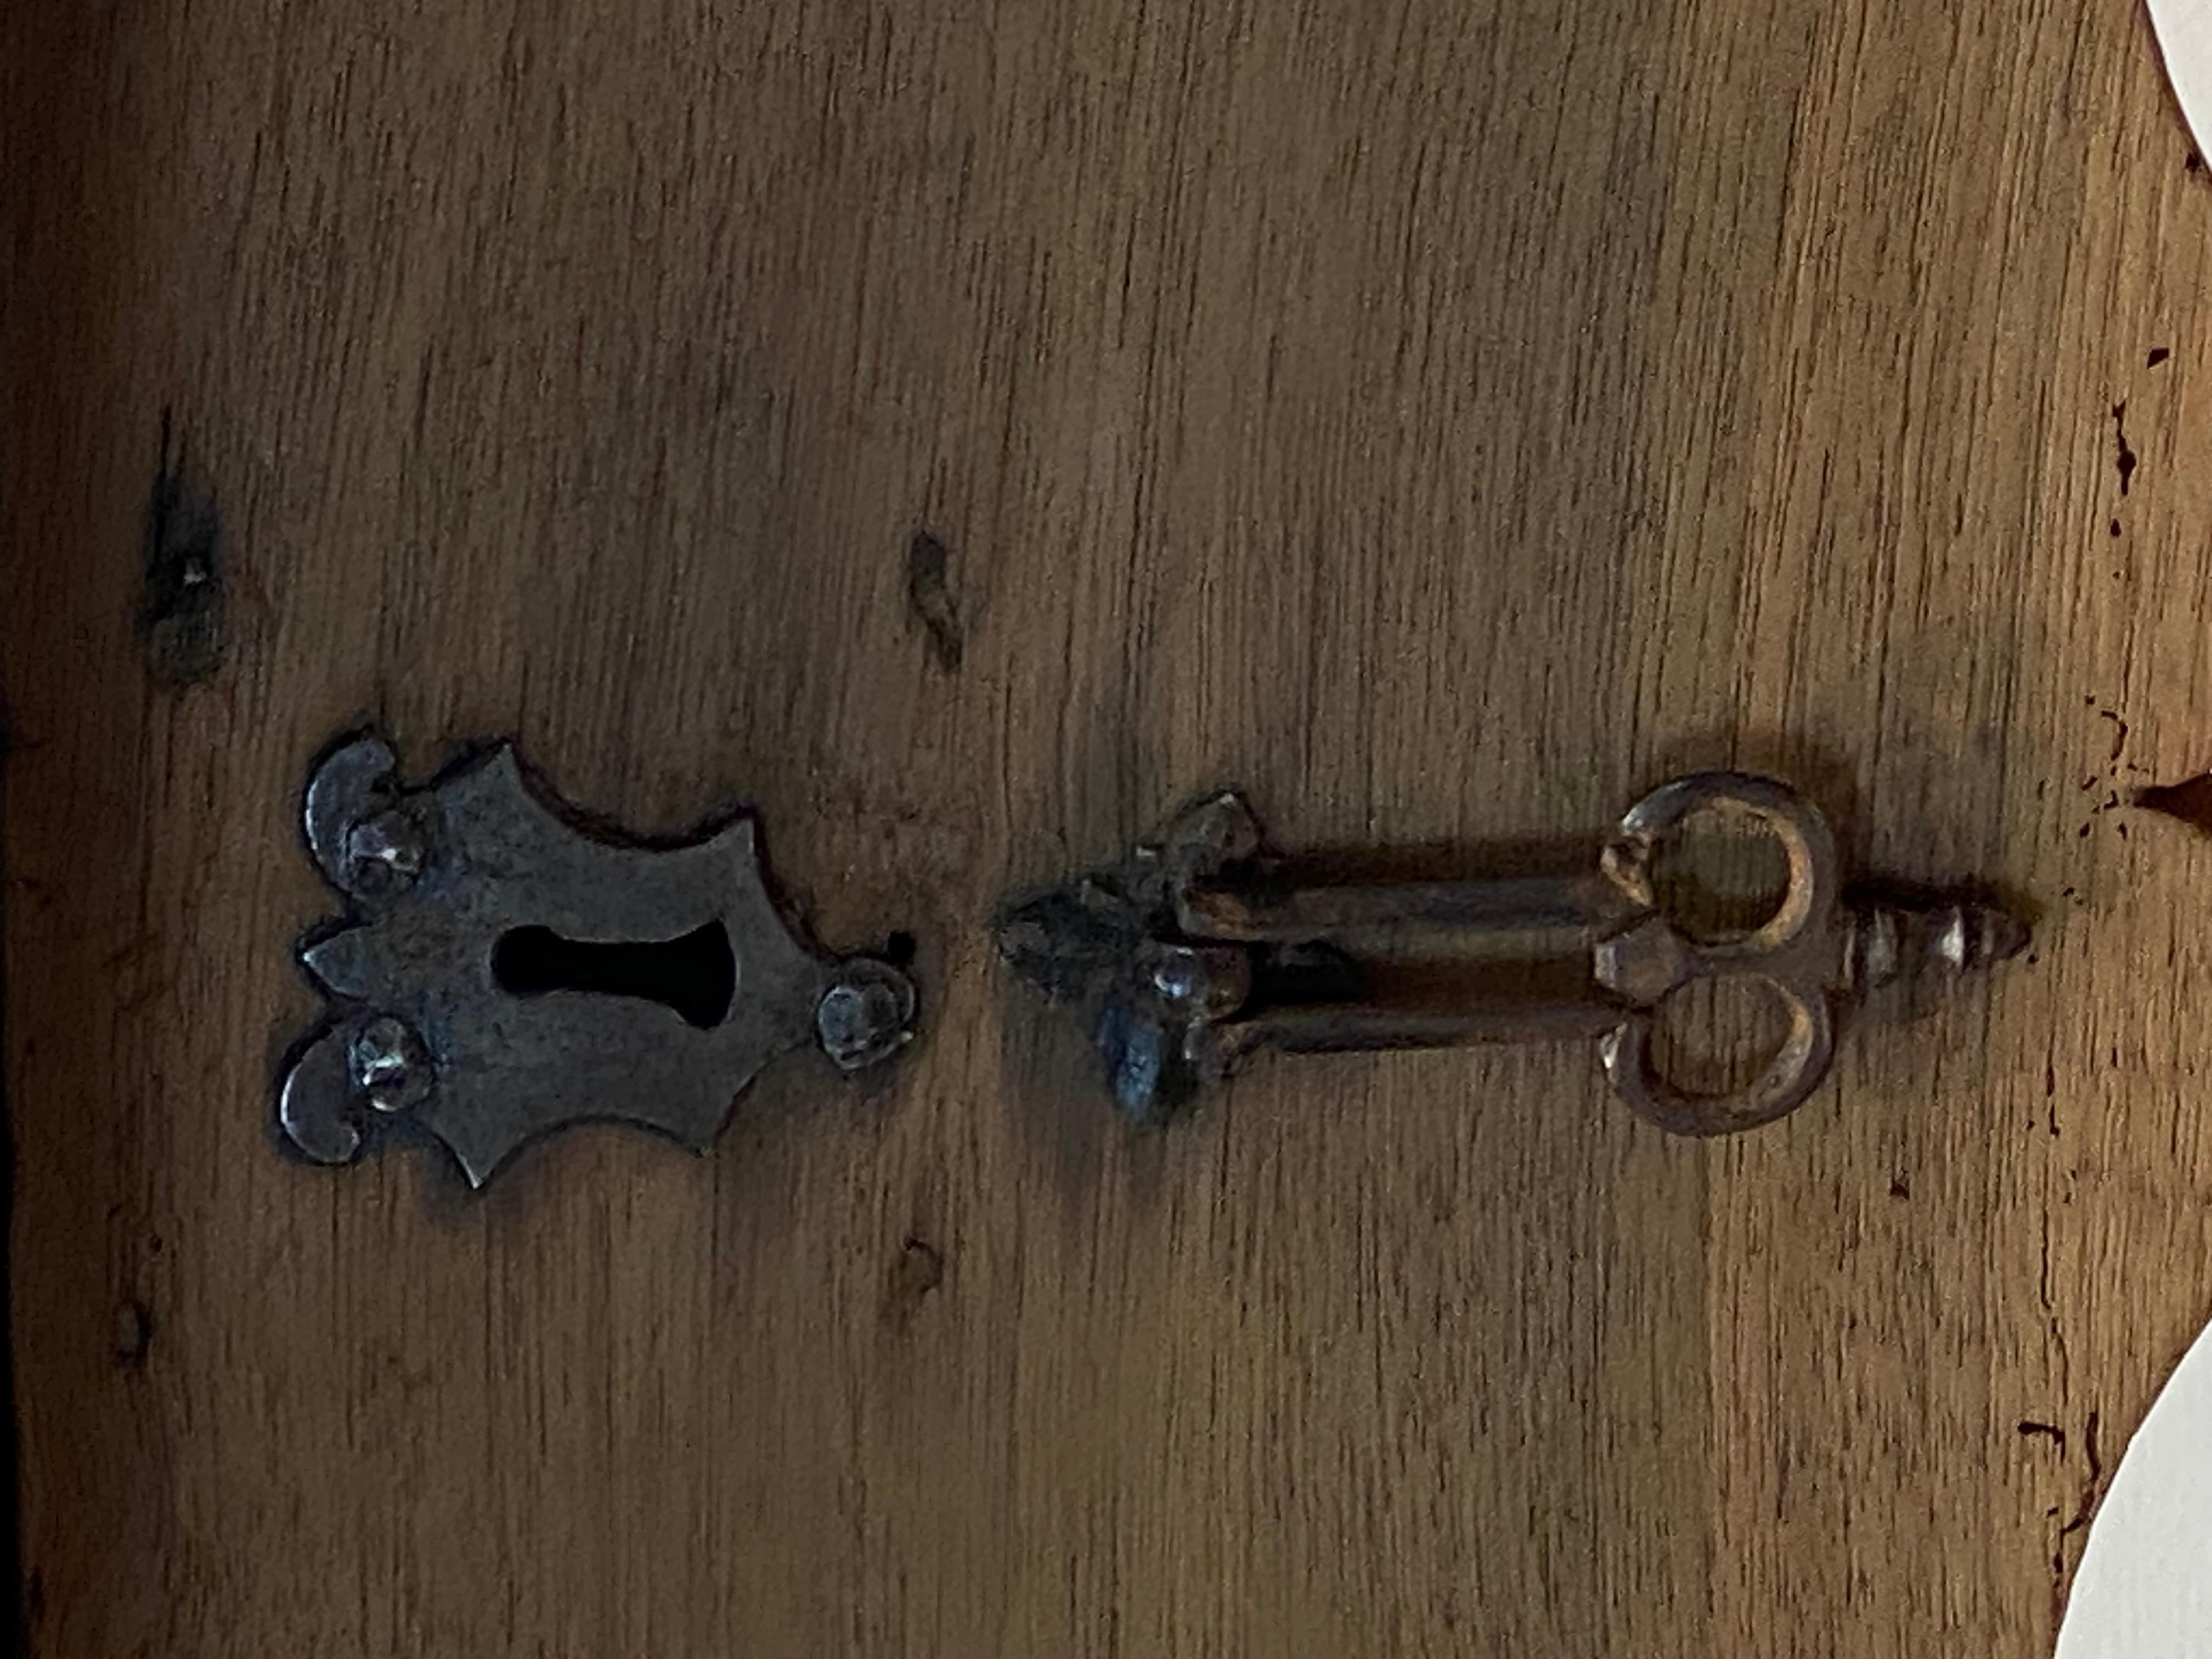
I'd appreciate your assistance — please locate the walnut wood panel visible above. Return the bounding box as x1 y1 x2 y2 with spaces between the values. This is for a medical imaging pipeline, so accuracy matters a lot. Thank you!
5 0 2210 1652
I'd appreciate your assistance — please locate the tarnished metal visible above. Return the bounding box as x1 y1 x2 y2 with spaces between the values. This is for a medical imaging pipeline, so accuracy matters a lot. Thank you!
996 772 2027 1136
278 732 916 1186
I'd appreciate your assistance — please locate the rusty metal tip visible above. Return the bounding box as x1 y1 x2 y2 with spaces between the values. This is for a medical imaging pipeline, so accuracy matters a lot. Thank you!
2136 774 2212 835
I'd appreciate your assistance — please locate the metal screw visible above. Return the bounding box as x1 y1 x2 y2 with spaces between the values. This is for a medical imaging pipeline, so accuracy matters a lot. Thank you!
346 1015 434 1113
815 961 917 1071
1843 900 2029 992
342 809 425 896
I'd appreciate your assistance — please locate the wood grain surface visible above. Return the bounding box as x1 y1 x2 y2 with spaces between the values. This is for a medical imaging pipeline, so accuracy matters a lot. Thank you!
5 0 2211 1652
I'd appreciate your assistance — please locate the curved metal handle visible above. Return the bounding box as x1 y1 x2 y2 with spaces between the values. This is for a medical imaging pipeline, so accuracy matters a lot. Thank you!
1594 772 1845 1132
1599 979 1836 1136
995 771 2024 1134
1602 771 1841 959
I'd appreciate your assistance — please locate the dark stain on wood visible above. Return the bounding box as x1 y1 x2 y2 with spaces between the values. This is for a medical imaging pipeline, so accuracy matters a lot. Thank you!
2051 1410 2106 1621
2111 402 2137 497
882 1235 946 1331
142 408 224 685
905 531 964 674
111 1300 153 1369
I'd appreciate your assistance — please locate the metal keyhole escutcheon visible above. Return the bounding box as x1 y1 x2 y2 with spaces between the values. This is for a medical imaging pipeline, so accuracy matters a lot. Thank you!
276 732 916 1186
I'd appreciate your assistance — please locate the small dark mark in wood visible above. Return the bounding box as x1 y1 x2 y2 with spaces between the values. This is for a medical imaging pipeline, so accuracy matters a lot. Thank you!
2109 518 2122 538
883 1235 945 1328
905 530 964 673
2148 346 2172 368
2136 773 2212 834
142 407 225 685
2111 402 2137 496
2018 1419 2067 1452
112 1299 153 1368
2050 1413 2106 1624
2057 1413 2104 1538
2190 151 2207 174
1888 1173 1909 1199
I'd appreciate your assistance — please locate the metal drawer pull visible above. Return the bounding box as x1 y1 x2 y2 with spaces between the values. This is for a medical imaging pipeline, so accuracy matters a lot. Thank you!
276 732 916 1186
995 774 2027 1135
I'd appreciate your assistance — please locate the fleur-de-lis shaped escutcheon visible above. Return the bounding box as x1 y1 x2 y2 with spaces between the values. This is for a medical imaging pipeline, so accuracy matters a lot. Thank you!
277 733 916 1186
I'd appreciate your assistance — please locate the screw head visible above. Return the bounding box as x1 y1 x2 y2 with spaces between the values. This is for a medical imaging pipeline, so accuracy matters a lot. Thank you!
815 960 917 1071
342 809 425 896
1143 942 1254 1018
346 1015 434 1113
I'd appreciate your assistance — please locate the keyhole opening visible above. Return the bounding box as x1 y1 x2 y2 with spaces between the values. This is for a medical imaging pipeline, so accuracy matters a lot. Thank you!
492 922 736 1030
